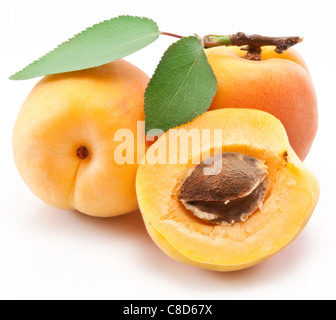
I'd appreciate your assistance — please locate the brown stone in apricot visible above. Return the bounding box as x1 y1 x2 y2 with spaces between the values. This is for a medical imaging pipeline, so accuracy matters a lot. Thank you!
179 152 269 225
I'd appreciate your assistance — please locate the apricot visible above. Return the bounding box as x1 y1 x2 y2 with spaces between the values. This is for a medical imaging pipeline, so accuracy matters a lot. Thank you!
136 109 319 271
13 60 149 217
205 46 318 160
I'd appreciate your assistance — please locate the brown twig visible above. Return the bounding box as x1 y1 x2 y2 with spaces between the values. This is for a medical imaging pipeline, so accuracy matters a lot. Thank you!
230 32 303 60
163 31 303 61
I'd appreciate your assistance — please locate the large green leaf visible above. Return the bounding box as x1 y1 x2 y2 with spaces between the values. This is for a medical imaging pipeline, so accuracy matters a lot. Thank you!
10 16 160 80
144 36 218 135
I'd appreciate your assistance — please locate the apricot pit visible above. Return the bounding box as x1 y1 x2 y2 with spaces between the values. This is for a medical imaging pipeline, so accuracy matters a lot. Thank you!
179 152 269 225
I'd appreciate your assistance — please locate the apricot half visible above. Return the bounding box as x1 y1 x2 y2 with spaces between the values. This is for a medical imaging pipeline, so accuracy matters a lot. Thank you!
205 46 318 160
13 60 149 217
136 109 319 271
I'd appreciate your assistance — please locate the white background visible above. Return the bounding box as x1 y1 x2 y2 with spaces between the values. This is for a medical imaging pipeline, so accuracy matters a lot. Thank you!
1 0 335 300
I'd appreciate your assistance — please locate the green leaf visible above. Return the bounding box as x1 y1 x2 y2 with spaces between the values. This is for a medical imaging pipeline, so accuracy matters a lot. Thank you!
144 36 218 135
10 16 160 80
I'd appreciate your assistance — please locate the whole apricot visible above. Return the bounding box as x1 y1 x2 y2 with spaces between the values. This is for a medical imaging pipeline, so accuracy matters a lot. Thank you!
13 60 149 217
205 46 318 160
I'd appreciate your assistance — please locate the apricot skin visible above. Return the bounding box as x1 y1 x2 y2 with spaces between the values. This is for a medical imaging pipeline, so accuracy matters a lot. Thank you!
136 109 319 271
13 60 149 217
205 46 318 161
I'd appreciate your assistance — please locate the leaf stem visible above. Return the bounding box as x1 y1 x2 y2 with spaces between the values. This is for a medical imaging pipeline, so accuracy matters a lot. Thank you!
160 32 184 39
202 35 232 48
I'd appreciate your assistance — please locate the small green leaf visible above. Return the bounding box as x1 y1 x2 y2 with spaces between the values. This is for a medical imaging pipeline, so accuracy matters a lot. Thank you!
10 16 160 80
144 36 218 135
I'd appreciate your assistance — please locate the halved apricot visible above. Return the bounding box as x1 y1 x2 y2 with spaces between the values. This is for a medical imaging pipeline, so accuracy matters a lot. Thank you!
136 109 319 271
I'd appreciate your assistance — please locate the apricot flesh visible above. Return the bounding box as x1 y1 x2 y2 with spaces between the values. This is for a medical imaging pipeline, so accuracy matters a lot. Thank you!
136 109 319 271
13 60 149 217
205 46 318 160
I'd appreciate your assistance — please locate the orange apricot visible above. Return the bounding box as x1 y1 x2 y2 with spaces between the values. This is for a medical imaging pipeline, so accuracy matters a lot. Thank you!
136 109 319 271
13 60 149 217
205 46 318 160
